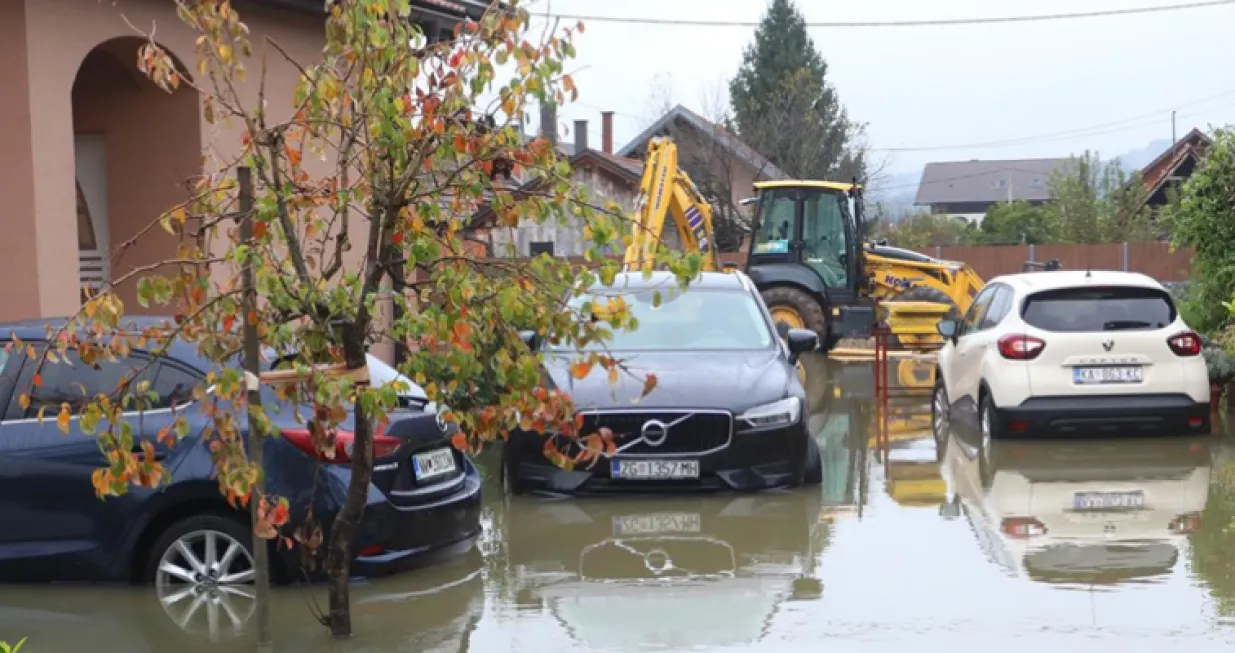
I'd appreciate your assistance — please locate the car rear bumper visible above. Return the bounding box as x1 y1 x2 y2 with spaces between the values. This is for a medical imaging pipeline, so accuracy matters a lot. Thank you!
506 424 810 496
281 458 483 580
995 393 1211 436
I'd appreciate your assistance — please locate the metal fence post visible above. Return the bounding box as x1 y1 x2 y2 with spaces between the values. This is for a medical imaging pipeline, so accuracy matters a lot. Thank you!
1028 243 1036 263
1122 242 1130 271
935 245 942 258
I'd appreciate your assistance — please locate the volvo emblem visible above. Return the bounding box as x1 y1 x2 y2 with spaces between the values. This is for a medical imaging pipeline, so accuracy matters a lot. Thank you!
1102 338 1115 352
640 419 669 447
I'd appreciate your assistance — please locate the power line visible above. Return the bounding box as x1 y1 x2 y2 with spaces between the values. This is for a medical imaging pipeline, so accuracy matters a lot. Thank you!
874 88 1235 152
539 0 1235 29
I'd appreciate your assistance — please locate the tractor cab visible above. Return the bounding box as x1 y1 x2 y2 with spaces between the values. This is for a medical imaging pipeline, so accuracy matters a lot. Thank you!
743 180 875 344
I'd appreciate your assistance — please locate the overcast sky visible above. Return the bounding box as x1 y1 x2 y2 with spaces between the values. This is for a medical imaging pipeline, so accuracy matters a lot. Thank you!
522 0 1235 182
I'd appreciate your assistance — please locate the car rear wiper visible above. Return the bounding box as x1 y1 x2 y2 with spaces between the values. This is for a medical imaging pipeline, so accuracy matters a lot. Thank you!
1103 320 1153 331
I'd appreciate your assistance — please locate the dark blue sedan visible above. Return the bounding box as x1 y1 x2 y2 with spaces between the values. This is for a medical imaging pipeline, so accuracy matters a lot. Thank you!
0 317 482 598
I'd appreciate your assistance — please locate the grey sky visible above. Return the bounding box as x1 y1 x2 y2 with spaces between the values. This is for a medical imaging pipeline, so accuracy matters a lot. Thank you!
525 0 1234 181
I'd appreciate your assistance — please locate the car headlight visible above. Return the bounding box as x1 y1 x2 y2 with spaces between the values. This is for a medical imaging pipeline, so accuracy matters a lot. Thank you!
738 397 802 430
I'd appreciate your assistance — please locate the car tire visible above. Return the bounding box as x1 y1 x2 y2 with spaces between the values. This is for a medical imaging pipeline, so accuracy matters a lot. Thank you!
979 390 1006 443
802 436 823 486
931 374 950 444
145 512 257 587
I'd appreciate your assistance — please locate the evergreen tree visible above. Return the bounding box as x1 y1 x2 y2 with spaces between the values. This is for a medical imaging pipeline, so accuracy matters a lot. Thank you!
729 0 864 182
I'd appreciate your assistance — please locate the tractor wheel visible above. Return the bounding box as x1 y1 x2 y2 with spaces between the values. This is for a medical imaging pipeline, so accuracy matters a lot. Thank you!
885 285 962 349
761 286 829 346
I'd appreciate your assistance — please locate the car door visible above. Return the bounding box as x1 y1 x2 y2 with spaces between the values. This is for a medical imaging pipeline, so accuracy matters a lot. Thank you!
0 344 198 581
952 285 999 412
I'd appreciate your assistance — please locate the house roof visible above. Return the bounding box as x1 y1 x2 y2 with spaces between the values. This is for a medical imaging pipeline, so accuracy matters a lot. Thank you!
616 104 790 181
1139 127 1211 196
253 0 491 21
914 158 1075 206
468 148 643 229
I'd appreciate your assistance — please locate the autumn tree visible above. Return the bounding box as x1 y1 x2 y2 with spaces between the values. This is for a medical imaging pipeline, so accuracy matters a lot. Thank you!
729 0 866 182
1045 151 1155 244
21 0 699 641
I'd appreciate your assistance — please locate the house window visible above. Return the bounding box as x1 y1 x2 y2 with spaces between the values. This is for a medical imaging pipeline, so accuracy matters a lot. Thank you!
996 179 1008 189
1031 178 1043 188
529 241 554 257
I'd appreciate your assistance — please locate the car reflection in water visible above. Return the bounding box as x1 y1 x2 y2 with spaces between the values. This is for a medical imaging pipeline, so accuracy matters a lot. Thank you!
0 547 485 652
938 425 1211 586
506 490 825 650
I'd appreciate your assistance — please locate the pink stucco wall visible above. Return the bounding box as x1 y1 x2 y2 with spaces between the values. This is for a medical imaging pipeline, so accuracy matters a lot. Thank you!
3 0 325 321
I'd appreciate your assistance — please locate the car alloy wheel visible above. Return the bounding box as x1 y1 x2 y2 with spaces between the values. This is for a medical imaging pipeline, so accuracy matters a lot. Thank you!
155 528 257 642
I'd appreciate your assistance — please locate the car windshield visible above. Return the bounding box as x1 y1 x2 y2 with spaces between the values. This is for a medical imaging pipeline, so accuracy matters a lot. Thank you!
552 288 775 352
1021 286 1176 332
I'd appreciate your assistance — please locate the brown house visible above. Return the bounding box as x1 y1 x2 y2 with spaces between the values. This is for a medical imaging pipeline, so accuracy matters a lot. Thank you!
1138 127 1212 210
0 0 484 324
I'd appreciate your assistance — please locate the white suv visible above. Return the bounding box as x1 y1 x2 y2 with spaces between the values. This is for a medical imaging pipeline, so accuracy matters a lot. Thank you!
932 269 1210 440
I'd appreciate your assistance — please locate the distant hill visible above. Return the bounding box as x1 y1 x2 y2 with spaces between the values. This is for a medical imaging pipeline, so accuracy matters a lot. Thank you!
1111 138 1173 174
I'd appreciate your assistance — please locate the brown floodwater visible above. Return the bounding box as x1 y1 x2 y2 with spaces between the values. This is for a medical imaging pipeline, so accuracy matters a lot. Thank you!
4 354 1235 651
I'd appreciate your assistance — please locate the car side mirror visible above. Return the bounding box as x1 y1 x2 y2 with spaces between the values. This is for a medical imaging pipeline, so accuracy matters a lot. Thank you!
786 328 819 363
517 330 540 350
936 319 958 342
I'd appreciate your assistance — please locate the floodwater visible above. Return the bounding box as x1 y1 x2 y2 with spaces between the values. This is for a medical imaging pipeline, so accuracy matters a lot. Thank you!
5 353 1235 652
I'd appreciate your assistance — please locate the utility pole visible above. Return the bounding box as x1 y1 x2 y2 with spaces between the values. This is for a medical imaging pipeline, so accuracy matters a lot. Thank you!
1172 110 1177 144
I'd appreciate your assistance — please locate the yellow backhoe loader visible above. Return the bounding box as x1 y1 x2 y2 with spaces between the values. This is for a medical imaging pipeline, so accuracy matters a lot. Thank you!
623 136 986 350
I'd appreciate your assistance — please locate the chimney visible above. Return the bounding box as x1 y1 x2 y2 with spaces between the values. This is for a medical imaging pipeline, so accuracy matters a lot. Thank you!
574 119 588 153
539 102 558 146
601 111 614 154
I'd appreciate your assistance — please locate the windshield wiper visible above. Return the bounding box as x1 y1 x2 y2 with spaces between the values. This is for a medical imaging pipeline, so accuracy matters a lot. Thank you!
1103 320 1153 331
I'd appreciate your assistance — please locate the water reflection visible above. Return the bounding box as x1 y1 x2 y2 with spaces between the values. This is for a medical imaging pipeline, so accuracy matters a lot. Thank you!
0 547 485 652
503 490 826 650
939 426 1212 587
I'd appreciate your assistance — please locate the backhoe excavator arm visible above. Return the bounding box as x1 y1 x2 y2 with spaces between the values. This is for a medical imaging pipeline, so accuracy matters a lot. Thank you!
623 137 722 273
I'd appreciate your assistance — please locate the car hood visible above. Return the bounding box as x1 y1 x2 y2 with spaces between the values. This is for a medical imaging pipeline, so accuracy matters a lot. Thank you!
543 349 792 413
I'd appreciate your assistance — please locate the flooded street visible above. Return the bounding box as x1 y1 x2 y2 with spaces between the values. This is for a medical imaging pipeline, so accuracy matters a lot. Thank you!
5 353 1235 651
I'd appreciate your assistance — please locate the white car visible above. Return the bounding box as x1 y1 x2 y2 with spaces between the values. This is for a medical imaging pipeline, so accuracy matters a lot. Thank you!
932 269 1210 440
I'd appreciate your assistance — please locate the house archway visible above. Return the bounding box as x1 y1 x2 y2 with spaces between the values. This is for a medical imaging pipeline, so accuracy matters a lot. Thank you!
71 36 200 310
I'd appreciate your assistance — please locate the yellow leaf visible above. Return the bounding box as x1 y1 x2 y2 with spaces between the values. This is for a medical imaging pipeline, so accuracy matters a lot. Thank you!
607 365 619 385
18 394 30 411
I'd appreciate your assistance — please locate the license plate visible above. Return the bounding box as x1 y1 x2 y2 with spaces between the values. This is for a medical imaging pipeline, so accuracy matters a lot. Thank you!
1073 365 1143 384
412 447 457 481
611 459 700 480
612 512 702 536
1074 491 1145 510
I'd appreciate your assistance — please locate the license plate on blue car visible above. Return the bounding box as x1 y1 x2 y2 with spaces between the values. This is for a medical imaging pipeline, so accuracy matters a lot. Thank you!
412 447 457 481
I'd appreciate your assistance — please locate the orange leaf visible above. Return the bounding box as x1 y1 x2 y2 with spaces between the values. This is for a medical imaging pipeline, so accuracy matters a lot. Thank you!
641 373 658 397
56 403 72 434
570 360 594 379
222 314 235 332
32 373 42 388
450 431 468 451
607 365 619 385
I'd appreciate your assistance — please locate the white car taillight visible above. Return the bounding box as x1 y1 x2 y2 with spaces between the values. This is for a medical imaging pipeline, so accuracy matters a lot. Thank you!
1167 331 1202 356
997 334 1045 360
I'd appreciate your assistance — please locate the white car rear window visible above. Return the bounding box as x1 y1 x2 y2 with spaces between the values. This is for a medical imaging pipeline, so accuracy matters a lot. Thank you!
1021 286 1176 333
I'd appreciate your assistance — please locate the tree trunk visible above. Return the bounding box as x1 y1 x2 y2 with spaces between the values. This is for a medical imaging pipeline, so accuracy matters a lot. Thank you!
325 323 374 637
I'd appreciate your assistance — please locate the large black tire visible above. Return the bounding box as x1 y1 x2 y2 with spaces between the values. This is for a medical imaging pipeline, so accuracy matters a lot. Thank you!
761 286 829 344
885 285 962 348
